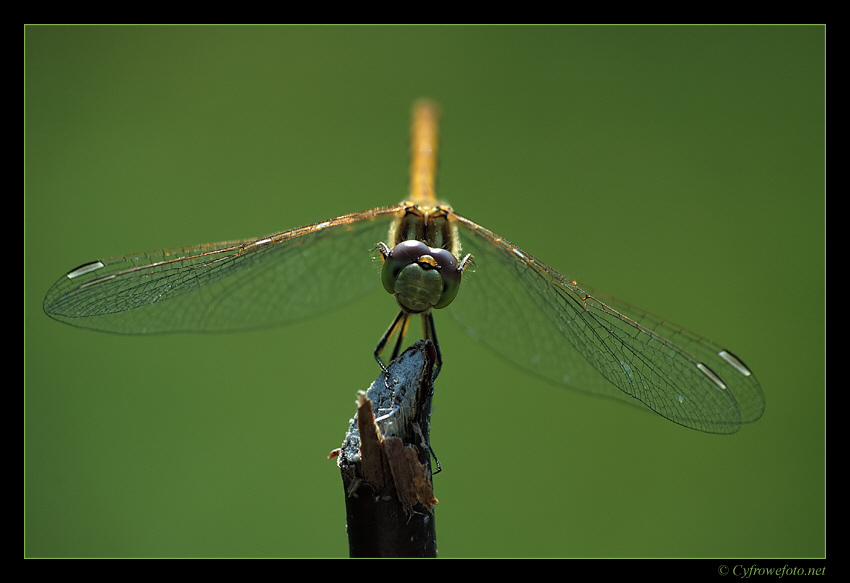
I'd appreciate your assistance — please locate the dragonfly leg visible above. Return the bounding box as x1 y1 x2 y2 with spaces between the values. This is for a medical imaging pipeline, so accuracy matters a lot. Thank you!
430 445 442 474
391 314 411 362
423 311 442 381
374 310 409 371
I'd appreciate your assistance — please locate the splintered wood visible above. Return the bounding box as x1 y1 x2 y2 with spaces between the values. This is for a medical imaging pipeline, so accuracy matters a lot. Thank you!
354 391 437 514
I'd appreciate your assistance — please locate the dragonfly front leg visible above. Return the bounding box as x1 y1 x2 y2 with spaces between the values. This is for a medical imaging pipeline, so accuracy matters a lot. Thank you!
423 311 442 381
374 310 410 372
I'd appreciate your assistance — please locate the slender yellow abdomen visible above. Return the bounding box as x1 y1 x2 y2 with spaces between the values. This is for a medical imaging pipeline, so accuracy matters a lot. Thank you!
409 100 439 205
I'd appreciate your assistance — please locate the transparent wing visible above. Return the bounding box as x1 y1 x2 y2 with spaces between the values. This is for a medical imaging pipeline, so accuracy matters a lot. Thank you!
43 206 403 334
449 212 765 434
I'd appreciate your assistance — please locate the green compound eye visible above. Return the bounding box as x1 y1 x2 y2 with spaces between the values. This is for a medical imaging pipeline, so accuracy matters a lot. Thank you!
428 248 462 309
381 241 430 295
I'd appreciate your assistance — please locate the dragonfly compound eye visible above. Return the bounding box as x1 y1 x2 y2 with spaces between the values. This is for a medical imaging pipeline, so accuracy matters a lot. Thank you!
381 241 463 312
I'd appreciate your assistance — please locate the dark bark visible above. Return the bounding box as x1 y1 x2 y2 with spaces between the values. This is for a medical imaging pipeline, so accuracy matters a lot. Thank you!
335 341 438 558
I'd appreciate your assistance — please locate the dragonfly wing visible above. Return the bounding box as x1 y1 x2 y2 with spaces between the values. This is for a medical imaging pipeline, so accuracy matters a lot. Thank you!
44 206 402 334
450 213 764 434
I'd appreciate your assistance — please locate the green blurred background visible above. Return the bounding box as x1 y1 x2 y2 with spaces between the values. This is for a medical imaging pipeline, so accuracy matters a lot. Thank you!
25 26 824 557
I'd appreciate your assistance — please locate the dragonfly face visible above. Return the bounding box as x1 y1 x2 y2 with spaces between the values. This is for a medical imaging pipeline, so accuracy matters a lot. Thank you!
379 239 465 313
43 100 765 434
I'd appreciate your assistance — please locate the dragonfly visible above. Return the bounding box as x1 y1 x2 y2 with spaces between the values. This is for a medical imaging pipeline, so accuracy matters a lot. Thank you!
44 100 764 434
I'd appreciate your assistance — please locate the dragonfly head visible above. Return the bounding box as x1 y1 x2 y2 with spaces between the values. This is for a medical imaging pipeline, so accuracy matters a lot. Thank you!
381 240 462 313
